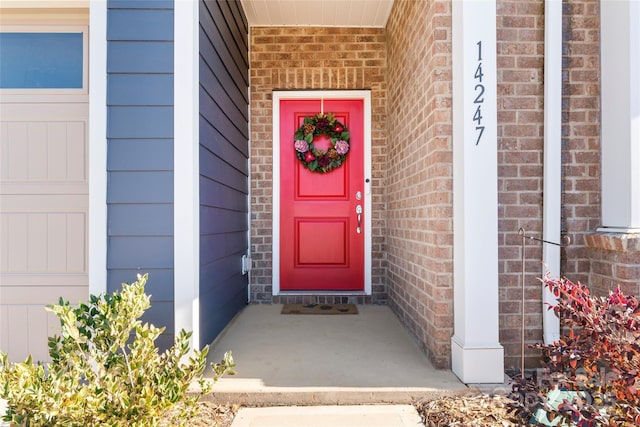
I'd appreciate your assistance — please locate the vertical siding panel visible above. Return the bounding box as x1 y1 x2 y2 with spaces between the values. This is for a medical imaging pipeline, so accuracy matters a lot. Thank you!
47 214 67 272
7 306 28 360
27 306 49 362
66 212 86 272
7 215 27 271
66 122 86 181
6 123 27 180
0 123 8 181
47 123 68 180
28 125 47 180
0 305 8 353
0 212 8 271
199 0 249 345
27 214 47 272
106 1 175 347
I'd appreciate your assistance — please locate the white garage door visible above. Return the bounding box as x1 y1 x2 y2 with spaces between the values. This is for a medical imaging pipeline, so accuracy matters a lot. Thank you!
0 9 89 362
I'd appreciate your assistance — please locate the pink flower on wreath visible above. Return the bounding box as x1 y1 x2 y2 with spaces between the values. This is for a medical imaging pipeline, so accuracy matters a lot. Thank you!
335 140 349 155
304 151 315 163
294 140 308 153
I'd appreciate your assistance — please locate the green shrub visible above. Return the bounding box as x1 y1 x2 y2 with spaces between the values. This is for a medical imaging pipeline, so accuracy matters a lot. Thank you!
509 275 640 426
0 274 235 427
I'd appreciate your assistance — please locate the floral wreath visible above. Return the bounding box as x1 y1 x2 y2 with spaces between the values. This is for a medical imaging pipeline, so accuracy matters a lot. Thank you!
293 112 350 174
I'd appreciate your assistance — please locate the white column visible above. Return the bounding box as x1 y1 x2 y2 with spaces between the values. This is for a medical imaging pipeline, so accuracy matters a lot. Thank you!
542 0 562 344
451 0 504 383
174 0 200 348
89 0 108 295
599 0 640 232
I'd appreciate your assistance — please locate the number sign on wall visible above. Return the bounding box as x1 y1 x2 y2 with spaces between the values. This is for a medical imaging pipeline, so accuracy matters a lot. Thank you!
473 41 485 145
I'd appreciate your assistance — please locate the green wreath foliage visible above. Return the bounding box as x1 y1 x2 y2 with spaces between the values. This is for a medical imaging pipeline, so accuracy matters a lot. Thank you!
293 112 351 174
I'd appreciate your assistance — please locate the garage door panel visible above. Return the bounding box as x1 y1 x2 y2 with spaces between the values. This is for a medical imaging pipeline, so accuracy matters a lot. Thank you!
67 121 86 180
0 184 88 195
0 274 88 287
3 214 27 271
65 213 86 272
28 213 48 271
3 306 28 360
0 101 88 120
1 285 87 305
27 123 48 180
0 15 89 363
0 302 66 363
3 122 28 180
0 119 87 184
0 211 86 274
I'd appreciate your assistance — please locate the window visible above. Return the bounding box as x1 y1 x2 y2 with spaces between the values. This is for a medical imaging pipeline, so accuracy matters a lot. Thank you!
0 31 85 89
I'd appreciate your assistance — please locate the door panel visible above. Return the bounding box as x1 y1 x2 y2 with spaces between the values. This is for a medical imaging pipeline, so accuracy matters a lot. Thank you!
280 99 364 291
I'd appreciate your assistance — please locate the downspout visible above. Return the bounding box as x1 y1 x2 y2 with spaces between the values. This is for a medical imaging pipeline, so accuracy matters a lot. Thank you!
542 0 562 344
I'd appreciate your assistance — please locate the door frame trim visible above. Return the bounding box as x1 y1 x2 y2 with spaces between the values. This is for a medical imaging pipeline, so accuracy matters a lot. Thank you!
271 90 372 296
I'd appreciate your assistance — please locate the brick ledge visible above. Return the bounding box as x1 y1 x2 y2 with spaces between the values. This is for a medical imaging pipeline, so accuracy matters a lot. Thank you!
584 231 640 253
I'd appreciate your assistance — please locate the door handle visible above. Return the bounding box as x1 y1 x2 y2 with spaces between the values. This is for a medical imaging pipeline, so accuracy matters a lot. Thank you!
356 204 362 234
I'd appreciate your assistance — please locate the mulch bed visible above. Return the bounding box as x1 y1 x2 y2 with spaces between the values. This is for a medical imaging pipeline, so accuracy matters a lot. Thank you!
414 394 519 426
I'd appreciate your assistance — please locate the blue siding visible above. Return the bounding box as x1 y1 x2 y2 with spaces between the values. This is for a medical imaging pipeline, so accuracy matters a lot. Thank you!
108 42 173 73
108 172 173 203
200 117 248 169
109 269 174 300
106 1 175 347
109 0 172 8
108 74 173 106
108 236 174 269
107 106 173 138
108 9 173 40
108 140 174 170
109 204 174 235
199 0 249 345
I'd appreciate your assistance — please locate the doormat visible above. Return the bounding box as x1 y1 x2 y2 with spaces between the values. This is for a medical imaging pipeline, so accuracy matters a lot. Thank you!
281 303 358 315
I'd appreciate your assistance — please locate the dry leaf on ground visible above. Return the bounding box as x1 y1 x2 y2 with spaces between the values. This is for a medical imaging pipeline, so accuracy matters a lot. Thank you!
414 394 519 427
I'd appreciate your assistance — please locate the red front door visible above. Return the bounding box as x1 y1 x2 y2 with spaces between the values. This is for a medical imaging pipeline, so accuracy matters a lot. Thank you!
280 99 364 291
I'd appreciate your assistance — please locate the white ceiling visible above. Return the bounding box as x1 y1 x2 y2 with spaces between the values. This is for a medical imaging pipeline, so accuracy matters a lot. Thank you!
240 0 395 27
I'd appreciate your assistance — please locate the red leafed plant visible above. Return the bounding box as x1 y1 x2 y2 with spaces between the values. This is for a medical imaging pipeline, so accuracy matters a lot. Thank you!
509 275 640 426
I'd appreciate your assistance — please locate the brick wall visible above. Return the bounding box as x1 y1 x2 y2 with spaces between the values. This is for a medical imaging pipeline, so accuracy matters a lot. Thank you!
248 27 388 304
585 233 640 297
495 0 602 371
496 0 546 371
561 0 601 284
386 0 454 369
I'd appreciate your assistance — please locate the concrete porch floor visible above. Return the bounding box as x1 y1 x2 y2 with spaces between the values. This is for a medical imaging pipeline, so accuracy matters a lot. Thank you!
204 304 472 406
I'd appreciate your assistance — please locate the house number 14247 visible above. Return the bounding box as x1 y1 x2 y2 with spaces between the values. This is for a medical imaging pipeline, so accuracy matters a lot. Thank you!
473 41 485 145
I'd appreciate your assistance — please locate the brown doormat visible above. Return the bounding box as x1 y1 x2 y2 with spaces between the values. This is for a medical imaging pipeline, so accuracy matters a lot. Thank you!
281 303 358 315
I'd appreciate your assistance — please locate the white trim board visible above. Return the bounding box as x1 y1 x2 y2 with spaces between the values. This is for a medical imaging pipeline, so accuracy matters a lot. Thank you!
88 0 107 296
174 0 201 348
271 90 372 296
